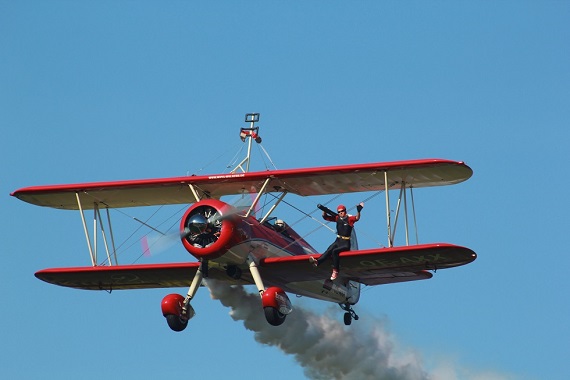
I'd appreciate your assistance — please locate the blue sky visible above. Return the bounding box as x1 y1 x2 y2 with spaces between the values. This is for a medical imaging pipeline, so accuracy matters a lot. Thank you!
2 1 568 379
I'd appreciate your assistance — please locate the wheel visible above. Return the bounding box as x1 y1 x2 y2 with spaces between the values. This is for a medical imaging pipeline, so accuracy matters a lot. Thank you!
264 307 286 326
226 265 242 280
344 312 352 326
166 314 188 332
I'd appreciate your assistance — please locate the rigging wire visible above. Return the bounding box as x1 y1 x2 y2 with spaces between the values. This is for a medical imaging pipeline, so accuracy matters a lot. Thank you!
184 142 245 176
108 206 164 254
266 192 335 233
254 143 270 171
225 143 246 171
257 143 278 170
99 204 189 265
349 190 387 248
288 194 342 229
131 204 190 264
268 188 388 249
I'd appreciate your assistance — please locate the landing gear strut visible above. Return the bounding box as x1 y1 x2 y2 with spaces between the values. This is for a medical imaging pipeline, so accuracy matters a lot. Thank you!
161 260 207 332
182 260 208 316
248 254 292 326
340 303 359 326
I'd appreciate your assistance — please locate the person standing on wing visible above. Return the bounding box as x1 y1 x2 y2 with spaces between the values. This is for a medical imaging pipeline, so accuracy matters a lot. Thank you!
310 202 364 280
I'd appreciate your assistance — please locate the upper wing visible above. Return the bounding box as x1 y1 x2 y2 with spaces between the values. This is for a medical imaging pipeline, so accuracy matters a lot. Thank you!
259 243 476 286
12 159 472 210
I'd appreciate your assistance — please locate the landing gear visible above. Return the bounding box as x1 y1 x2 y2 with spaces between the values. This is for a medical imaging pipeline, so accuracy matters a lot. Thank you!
264 307 286 326
248 254 293 326
226 265 242 280
166 314 189 332
161 254 293 331
161 261 207 332
161 293 195 332
340 303 359 326
344 312 352 326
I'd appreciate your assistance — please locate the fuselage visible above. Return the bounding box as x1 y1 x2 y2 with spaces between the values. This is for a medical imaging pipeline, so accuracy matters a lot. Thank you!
180 198 360 305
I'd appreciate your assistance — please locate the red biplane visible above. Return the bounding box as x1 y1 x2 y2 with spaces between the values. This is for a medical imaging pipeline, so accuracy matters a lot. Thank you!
11 114 476 331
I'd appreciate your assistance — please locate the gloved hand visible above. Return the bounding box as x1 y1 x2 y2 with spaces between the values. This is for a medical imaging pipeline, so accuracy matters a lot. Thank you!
356 202 364 212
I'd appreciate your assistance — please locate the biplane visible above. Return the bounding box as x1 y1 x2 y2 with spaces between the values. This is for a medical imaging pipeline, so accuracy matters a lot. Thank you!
11 113 476 331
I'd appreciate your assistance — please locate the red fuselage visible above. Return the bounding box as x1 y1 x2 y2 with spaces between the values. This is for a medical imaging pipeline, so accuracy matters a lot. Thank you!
180 199 318 265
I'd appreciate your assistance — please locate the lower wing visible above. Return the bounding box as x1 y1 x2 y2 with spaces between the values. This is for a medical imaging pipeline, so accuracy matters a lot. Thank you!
260 243 476 285
35 243 475 290
36 262 203 291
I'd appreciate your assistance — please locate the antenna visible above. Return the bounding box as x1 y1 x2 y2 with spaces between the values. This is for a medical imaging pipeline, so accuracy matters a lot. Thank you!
231 113 262 173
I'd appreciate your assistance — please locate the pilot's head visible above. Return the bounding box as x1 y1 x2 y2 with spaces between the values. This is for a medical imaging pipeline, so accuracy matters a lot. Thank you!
337 205 346 215
275 219 285 231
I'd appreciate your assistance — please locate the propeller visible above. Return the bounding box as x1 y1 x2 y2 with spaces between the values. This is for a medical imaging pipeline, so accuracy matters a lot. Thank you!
139 205 224 258
141 231 181 257
143 202 244 257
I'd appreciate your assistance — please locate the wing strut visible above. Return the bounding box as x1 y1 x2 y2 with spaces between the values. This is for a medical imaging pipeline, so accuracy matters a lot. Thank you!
76 192 96 266
410 186 419 244
75 192 119 267
259 191 288 225
95 204 116 266
385 179 421 247
104 207 119 265
245 177 271 218
384 172 392 247
392 184 409 246
187 184 202 203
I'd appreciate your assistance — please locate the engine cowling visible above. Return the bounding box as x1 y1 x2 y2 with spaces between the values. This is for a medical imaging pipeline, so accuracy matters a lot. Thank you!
180 199 241 261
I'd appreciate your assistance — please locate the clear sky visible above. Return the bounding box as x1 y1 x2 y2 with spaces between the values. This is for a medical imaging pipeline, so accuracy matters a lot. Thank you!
2 1 568 379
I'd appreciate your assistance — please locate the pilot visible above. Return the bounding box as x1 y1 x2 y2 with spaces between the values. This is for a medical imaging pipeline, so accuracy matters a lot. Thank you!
274 219 286 232
309 202 364 280
274 219 291 238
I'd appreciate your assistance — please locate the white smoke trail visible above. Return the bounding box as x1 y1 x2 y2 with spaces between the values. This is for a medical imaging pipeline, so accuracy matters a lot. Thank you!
205 279 428 380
